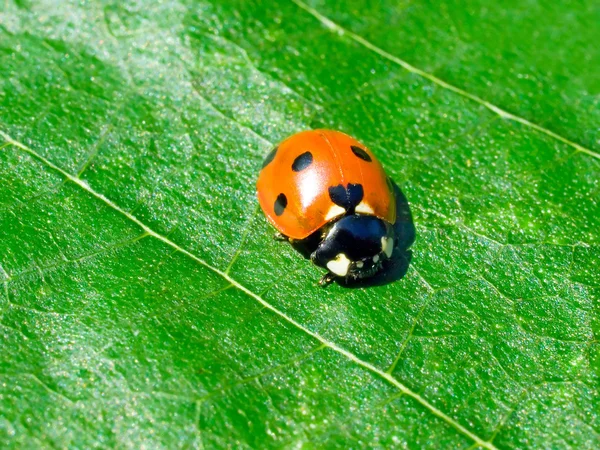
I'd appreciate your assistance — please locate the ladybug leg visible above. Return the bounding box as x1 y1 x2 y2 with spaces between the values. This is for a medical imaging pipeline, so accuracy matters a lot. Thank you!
318 272 336 287
273 232 288 242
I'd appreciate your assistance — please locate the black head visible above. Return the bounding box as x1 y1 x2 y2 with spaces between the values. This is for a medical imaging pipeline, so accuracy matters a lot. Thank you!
311 214 395 281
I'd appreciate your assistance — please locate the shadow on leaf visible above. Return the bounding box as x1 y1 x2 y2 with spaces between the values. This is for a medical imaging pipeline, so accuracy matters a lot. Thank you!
338 182 415 288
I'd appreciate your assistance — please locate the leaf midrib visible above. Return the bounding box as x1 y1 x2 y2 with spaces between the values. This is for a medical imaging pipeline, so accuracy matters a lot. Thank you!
0 130 499 450
290 0 600 160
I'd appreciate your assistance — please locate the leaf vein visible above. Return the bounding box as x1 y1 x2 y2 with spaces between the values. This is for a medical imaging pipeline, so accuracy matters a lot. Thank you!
5 233 149 283
1 130 498 450
386 292 434 375
24 373 75 405
290 0 600 160
225 203 260 275
186 73 273 146
197 344 326 404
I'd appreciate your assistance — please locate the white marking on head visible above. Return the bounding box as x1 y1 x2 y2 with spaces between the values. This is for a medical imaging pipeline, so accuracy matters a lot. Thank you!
355 201 375 215
356 261 364 269
324 204 346 221
373 254 380 263
326 253 351 277
381 237 394 258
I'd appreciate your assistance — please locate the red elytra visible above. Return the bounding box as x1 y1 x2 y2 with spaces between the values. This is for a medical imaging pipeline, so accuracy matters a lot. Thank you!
256 130 396 240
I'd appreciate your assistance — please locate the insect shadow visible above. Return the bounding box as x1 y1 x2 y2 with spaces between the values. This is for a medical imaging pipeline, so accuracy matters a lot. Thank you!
290 181 415 288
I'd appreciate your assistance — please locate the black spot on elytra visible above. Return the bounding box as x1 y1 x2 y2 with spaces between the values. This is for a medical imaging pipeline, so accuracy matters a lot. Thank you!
292 151 313 172
350 145 372 162
274 193 287 216
328 184 364 213
261 146 278 169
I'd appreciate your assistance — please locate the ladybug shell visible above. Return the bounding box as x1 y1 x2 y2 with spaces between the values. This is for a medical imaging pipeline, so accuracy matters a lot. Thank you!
257 130 396 240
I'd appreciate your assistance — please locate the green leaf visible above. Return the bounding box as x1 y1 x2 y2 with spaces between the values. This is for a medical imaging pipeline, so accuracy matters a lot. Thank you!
1 0 598 448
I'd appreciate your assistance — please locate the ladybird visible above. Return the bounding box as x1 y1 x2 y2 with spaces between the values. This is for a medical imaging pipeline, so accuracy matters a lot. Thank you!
256 129 397 285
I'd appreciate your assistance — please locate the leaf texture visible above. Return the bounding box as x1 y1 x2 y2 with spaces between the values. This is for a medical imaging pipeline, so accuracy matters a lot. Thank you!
0 0 599 448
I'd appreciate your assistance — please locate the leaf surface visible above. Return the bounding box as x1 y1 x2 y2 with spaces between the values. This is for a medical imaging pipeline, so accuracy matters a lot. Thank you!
1 1 599 448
